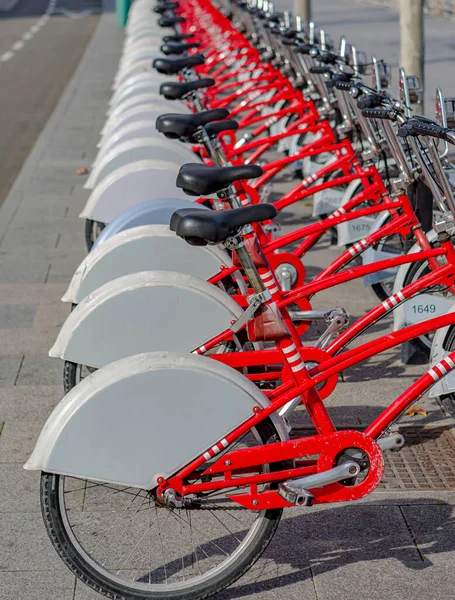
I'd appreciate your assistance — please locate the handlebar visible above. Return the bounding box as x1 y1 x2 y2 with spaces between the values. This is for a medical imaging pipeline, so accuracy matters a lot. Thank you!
334 81 355 91
362 108 397 120
309 66 330 74
357 92 386 110
397 119 454 143
326 73 352 89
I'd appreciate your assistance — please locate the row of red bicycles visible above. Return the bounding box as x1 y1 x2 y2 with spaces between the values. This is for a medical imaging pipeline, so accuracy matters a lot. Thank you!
24 0 455 598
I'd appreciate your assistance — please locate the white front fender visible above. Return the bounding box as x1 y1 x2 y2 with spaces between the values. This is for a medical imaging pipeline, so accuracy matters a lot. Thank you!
429 304 455 397
62 225 239 304
51 271 244 368
392 230 436 332
79 161 183 223
25 352 288 488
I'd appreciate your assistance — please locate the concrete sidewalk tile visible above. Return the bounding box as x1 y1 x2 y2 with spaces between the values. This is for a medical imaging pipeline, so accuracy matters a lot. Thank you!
15 355 63 387
0 465 40 512
32 302 69 332
400 504 455 561
0 420 46 462
0 384 61 421
269 504 422 566
0 570 75 600
0 284 67 305
0 304 37 328
0 328 60 357
0 356 24 386
0 512 65 571
311 557 452 600
0 254 50 284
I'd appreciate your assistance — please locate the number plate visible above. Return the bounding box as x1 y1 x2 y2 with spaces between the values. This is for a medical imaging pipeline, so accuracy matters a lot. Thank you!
362 247 400 286
312 188 345 217
403 294 454 325
336 216 376 246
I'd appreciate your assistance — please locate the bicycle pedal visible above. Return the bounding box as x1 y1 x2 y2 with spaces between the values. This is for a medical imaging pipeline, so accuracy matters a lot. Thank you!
278 461 360 506
278 482 313 506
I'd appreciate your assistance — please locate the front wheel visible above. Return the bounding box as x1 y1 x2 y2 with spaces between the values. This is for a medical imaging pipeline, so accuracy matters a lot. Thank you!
40 418 283 600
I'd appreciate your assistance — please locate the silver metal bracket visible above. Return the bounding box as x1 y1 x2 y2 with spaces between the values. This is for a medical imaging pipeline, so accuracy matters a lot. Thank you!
434 213 455 237
314 307 350 349
278 461 361 506
230 289 271 333
263 222 281 237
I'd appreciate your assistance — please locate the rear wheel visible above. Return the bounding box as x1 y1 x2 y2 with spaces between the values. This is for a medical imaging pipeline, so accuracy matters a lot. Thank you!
40 419 284 600
401 242 453 357
85 219 105 251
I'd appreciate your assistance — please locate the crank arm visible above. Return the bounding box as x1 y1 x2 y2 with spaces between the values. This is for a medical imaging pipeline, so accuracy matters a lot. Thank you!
277 461 361 506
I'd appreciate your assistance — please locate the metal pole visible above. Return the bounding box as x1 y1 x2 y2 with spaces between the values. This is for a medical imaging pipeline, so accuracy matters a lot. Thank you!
294 0 311 23
399 0 425 113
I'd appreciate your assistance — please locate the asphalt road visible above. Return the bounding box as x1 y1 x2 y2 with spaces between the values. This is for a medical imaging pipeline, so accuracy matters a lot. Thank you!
0 0 100 206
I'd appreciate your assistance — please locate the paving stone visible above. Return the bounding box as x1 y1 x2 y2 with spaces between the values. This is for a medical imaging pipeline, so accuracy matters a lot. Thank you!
0 570 75 600
311 557 453 600
270 504 421 567
0 304 37 328
0 384 61 422
400 504 455 562
15 355 63 387
0 284 67 305
0 356 23 386
0 253 50 284
0 465 41 512
0 420 47 462
0 328 62 357
0 512 67 571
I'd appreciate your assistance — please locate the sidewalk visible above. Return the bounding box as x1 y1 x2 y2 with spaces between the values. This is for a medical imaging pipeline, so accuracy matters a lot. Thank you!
1 4 455 600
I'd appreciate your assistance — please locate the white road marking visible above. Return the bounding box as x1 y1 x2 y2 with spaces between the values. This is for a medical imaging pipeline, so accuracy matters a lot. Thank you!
0 51 14 62
0 0 57 69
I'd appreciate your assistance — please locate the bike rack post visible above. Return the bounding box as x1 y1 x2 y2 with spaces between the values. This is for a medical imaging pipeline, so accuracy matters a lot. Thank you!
399 0 425 114
116 0 131 27
294 0 311 23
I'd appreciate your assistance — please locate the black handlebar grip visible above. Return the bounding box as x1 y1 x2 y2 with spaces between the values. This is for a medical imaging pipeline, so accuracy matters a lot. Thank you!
326 73 351 89
357 94 384 110
334 81 355 91
320 51 339 65
309 66 329 74
397 120 449 140
362 108 397 120
296 43 314 55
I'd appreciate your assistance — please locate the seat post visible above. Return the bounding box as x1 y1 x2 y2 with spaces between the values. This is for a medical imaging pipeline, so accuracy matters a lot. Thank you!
228 233 266 294
217 184 243 209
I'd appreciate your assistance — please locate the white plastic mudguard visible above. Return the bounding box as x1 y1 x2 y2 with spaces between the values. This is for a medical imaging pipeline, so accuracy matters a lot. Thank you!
429 304 455 397
50 271 244 368
313 173 360 218
86 139 195 189
62 225 243 303
79 160 183 223
99 107 169 145
24 352 289 488
109 73 165 106
362 212 398 287
392 230 435 332
335 181 377 246
110 79 166 110
97 121 170 156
